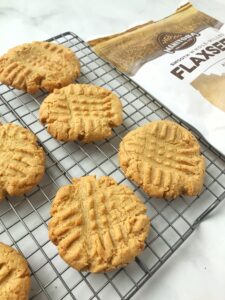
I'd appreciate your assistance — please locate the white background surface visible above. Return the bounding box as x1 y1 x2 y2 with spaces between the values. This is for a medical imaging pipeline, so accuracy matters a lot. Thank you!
0 0 225 299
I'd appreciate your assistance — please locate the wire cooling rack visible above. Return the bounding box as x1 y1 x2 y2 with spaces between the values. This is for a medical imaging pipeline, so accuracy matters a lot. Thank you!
0 32 225 300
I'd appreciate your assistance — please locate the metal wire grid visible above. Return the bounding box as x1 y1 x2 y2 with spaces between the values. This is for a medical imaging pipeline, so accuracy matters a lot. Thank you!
0 32 224 300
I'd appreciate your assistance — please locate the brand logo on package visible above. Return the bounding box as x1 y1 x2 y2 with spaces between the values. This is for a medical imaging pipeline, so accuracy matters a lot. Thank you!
157 32 200 53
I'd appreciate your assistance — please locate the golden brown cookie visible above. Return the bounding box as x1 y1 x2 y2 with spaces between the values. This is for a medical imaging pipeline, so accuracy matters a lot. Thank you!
49 176 150 272
0 123 45 200
0 41 80 93
0 242 30 300
119 120 205 199
39 84 123 142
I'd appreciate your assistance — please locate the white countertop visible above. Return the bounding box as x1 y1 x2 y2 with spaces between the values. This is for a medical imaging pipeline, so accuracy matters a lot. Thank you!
0 0 225 299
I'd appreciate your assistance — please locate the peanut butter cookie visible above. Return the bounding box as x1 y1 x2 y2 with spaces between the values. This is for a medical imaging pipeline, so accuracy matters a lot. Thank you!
49 176 150 272
0 41 80 93
0 123 45 200
119 120 205 199
39 84 123 142
0 242 30 300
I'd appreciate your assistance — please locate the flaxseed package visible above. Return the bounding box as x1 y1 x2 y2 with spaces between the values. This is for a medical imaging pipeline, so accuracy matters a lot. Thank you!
90 2 225 154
